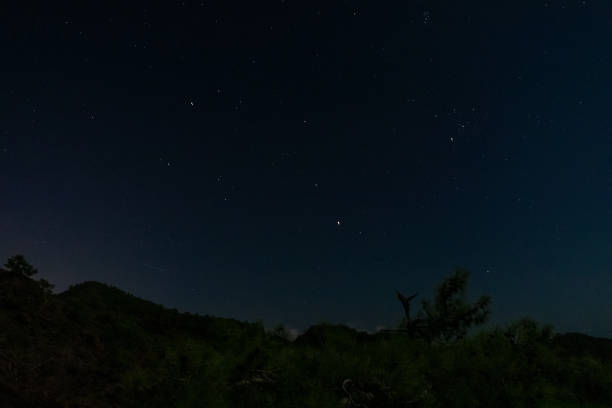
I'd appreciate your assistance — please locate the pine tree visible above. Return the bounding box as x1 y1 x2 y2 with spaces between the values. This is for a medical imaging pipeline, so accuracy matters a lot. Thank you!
3 255 54 294
4 254 38 277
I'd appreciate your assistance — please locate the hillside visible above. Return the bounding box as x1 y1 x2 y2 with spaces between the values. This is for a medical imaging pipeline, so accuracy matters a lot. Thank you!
551 332 612 364
0 268 268 407
2 266 612 407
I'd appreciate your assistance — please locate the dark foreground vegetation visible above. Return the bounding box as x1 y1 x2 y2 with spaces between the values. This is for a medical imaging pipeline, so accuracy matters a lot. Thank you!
1 254 612 408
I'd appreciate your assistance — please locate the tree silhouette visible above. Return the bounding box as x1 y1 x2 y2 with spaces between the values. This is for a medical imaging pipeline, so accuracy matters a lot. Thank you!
396 268 491 344
3 254 54 294
396 290 418 320
4 254 38 277
37 278 55 294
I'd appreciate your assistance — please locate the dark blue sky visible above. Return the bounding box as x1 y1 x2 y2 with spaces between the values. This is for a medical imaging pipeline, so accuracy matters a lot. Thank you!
2 1 612 338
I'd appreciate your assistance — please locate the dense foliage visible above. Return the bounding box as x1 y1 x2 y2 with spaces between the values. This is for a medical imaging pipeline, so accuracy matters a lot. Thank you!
1 256 611 407
394 268 491 344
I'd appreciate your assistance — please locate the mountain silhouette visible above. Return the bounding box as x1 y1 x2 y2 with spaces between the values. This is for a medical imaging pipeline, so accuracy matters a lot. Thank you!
2 264 612 407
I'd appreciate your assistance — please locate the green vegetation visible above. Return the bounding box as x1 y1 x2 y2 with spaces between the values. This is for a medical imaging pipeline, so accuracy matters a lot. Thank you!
1 255 611 407
393 268 492 344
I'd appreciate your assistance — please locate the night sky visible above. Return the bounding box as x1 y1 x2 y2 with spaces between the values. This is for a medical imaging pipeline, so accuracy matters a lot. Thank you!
2 1 612 339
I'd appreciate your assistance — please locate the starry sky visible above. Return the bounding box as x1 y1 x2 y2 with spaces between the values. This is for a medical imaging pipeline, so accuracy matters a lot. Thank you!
2 1 612 339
